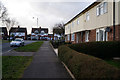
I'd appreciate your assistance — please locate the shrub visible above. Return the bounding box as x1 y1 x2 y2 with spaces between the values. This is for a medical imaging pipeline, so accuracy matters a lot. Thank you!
58 45 120 80
68 41 120 59
50 40 71 48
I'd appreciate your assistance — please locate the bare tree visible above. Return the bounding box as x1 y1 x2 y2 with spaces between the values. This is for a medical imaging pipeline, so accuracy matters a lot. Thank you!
0 1 19 40
53 22 65 40
0 1 8 23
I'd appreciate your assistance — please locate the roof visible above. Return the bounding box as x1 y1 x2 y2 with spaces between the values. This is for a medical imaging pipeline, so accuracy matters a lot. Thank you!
31 28 41 33
9 27 27 33
0 27 7 32
32 27 48 33
64 0 102 26
48 34 53 36
41 28 48 33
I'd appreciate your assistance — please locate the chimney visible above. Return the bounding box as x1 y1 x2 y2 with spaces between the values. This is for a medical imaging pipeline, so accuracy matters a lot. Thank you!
39 26 41 29
18 26 20 28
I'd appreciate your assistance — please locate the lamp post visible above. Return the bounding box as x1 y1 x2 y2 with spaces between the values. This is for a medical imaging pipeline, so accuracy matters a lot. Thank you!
33 17 39 28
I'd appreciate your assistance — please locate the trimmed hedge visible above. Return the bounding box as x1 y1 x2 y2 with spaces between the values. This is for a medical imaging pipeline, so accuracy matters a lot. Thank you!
50 40 71 48
58 45 120 80
68 41 120 59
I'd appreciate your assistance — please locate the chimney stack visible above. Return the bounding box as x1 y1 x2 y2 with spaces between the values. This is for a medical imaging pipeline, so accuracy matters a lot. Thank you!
18 26 20 28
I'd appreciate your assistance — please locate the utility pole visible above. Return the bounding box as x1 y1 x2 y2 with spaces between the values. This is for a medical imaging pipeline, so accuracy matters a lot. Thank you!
113 0 115 41
33 17 39 28
37 18 38 28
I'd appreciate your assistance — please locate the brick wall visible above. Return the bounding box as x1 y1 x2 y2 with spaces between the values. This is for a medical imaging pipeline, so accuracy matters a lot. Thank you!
89 29 96 42
66 25 120 43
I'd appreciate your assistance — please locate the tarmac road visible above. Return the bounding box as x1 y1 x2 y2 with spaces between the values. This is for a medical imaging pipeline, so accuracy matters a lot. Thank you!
1 40 37 54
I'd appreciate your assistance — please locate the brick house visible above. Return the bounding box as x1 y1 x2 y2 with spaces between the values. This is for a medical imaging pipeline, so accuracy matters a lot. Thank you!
9 26 27 40
65 0 120 43
0 27 8 40
31 27 48 40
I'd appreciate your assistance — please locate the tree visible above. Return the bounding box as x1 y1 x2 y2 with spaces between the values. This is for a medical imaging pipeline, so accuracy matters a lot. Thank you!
53 22 65 40
0 1 8 23
0 1 19 41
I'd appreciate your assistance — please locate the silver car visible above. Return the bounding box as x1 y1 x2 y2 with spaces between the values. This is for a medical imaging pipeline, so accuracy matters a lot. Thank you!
10 38 24 47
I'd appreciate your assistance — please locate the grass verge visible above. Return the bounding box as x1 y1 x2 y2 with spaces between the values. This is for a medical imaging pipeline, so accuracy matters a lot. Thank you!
2 40 10 43
2 56 33 79
14 41 43 52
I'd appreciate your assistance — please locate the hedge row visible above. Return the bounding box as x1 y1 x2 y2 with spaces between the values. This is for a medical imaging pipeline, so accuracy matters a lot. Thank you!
68 41 120 59
50 40 71 48
58 45 120 80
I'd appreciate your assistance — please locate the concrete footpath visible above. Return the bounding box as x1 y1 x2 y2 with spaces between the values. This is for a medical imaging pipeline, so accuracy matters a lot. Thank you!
22 41 72 79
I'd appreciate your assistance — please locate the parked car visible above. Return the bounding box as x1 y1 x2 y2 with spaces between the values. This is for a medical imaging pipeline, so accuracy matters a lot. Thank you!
10 38 24 47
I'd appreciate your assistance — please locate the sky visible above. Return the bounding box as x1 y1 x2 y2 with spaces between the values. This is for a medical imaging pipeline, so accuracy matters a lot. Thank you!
0 0 96 34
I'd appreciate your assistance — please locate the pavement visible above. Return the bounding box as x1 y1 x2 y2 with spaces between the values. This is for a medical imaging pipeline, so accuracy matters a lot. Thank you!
22 41 72 79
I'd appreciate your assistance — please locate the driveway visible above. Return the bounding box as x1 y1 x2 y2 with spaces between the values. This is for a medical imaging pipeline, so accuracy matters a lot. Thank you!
1 40 37 54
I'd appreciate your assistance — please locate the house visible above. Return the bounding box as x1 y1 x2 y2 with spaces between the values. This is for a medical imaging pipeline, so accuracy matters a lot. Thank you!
9 26 27 40
65 0 120 43
0 27 8 40
31 27 48 40
48 34 53 40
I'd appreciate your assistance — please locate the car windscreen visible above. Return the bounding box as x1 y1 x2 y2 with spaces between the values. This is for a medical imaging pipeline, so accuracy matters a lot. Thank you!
14 39 21 41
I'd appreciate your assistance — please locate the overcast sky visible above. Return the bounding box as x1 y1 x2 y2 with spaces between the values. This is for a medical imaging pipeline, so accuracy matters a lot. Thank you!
1 0 96 34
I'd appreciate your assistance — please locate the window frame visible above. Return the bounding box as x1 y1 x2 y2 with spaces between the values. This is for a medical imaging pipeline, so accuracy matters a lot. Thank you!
85 31 89 42
71 34 75 41
86 12 89 21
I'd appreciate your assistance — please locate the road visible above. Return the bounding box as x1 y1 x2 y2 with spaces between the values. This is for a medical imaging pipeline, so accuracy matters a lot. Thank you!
1 40 37 54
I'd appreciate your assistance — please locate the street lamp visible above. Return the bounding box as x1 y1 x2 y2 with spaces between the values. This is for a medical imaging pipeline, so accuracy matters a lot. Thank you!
33 17 39 28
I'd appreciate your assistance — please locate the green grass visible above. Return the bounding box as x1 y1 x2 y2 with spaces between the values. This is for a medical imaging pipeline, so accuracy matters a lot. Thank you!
2 56 33 78
14 41 43 52
106 60 120 69
2 40 10 43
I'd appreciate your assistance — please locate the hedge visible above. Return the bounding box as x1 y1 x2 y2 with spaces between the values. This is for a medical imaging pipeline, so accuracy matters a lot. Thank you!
58 45 120 80
68 41 120 59
50 40 71 48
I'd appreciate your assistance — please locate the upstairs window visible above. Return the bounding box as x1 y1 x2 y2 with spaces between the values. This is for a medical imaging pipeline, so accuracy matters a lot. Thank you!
100 4 104 15
96 2 108 16
77 18 79 25
96 6 100 16
86 12 89 21
103 2 108 13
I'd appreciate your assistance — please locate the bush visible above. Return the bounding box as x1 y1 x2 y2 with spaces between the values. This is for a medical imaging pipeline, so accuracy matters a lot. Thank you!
68 41 120 59
58 45 120 80
50 40 71 48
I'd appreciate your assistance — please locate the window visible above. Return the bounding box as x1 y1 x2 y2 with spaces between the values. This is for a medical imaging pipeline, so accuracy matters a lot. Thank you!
96 28 108 41
71 34 75 41
100 4 104 15
77 18 79 25
85 31 89 42
68 35 70 41
86 12 89 21
96 6 100 16
103 2 108 13
96 2 107 16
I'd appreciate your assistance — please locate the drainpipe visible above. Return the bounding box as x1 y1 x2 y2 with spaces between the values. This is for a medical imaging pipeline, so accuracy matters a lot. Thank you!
113 0 116 41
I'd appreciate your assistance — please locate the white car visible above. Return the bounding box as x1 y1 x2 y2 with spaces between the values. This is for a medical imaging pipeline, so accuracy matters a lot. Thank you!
10 38 24 47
